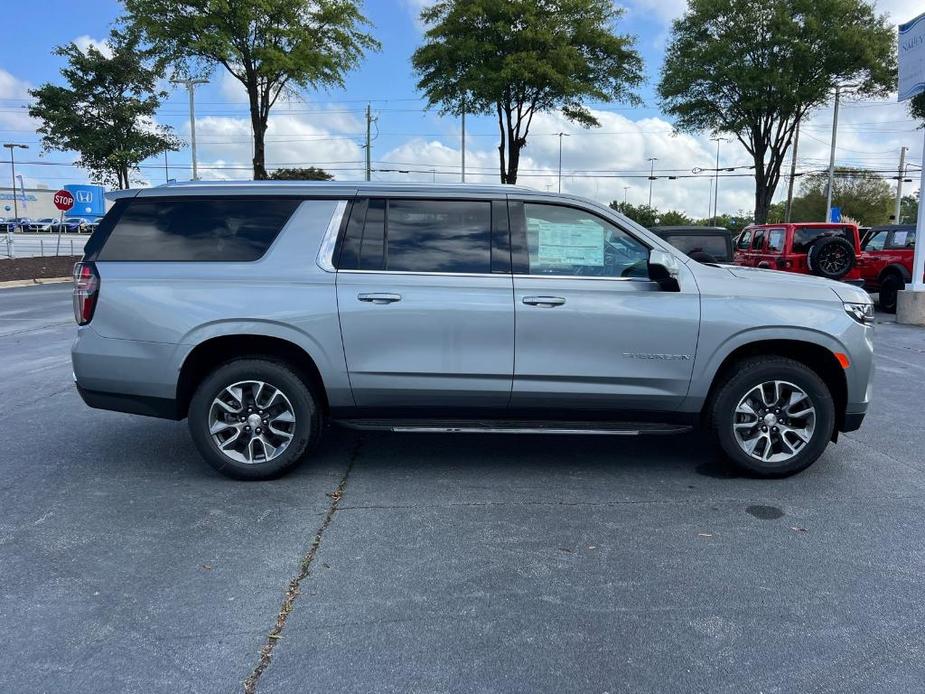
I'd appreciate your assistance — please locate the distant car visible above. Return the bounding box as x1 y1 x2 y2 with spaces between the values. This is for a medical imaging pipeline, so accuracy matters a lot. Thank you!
53 217 89 234
27 217 59 233
84 216 105 234
858 224 917 313
0 217 33 232
650 226 734 263
734 222 864 283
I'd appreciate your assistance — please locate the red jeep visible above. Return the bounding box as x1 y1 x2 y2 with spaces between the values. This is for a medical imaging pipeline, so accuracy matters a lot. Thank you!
858 224 917 313
734 222 863 283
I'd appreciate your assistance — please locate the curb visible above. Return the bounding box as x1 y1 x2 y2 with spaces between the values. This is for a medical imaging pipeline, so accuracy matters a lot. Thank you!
0 276 71 290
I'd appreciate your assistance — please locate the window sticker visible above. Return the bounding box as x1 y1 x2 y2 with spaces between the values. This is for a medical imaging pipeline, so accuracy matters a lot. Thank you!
530 218 604 267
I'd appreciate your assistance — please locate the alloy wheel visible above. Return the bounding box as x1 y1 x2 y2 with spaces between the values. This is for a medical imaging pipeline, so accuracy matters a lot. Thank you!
208 380 296 464
732 380 816 464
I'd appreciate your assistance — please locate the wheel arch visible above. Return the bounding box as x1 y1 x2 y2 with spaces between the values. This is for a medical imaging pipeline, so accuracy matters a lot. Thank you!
700 338 848 435
176 334 330 419
878 263 911 284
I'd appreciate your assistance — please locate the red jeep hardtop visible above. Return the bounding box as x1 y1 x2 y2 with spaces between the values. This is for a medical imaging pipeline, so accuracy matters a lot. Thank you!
734 222 863 282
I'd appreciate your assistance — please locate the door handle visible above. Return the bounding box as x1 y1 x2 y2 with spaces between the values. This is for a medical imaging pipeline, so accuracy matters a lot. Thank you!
522 296 566 307
357 293 401 304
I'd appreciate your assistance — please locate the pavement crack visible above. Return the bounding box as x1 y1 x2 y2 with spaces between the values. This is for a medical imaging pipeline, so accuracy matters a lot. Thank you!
242 437 361 694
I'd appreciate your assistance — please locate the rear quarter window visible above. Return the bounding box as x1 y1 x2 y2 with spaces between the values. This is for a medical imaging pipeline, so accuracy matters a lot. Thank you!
94 197 300 261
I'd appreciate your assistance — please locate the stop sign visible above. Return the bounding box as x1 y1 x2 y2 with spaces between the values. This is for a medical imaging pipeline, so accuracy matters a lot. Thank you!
53 189 74 212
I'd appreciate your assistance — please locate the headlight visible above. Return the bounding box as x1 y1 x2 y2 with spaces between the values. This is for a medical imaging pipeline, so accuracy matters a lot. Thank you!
844 302 874 325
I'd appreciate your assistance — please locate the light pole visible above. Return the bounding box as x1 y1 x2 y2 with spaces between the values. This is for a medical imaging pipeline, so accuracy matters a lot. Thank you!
710 136 729 225
557 132 570 193
171 78 207 180
824 83 857 222
647 157 658 207
623 186 629 205
3 143 28 219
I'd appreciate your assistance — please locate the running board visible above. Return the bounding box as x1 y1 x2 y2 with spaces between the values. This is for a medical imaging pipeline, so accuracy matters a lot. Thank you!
334 419 692 436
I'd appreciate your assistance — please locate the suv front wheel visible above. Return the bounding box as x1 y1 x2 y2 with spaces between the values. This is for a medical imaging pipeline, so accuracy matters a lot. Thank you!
710 357 835 477
188 358 322 480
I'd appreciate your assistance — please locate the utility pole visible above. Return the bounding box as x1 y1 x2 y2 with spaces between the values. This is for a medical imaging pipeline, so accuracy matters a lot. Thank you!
557 133 570 193
895 146 908 223
824 85 841 221
171 79 207 180
647 157 658 207
365 103 373 182
623 186 629 205
461 99 466 183
785 119 801 223
2 143 28 219
710 136 728 225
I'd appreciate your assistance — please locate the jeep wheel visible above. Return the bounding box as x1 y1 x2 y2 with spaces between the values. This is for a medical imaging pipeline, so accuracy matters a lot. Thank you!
806 236 855 280
188 359 322 480
710 357 835 478
878 273 903 314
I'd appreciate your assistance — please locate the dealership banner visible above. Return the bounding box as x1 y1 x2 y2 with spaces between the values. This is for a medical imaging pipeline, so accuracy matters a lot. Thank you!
899 11 925 101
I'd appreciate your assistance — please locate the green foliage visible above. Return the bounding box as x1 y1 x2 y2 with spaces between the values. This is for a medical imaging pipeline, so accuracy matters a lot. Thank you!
122 0 379 179
269 166 333 180
609 201 660 228
911 93 925 124
28 32 180 189
658 0 896 223
899 192 918 225
413 0 642 184
656 209 694 226
693 212 754 233
785 168 893 225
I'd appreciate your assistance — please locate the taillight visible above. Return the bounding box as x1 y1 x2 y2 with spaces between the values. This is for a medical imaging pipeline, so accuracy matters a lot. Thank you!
73 261 99 325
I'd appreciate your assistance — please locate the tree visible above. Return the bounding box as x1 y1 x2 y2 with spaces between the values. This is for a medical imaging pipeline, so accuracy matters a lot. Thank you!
658 0 895 224
657 210 693 226
28 33 180 189
122 0 379 180
609 201 660 228
269 166 333 180
413 0 642 184
899 192 918 225
910 93 925 123
788 167 893 225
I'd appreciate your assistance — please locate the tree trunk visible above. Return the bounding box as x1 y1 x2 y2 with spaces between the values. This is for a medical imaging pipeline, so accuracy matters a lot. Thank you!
252 118 268 180
507 141 522 185
496 102 508 184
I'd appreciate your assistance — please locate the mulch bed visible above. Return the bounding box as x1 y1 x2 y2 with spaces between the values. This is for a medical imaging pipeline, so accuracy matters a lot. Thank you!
0 256 81 283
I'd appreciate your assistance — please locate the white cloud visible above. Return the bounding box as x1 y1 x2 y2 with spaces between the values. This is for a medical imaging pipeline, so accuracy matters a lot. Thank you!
72 35 112 58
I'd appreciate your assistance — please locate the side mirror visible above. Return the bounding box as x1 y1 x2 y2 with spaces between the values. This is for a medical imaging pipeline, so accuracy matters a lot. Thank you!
648 249 681 292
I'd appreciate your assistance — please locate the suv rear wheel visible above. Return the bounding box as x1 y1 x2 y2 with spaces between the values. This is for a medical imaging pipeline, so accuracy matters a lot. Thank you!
710 357 835 477
188 358 322 480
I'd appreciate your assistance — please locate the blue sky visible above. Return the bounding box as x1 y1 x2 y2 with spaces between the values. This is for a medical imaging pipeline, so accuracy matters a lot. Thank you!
0 0 921 216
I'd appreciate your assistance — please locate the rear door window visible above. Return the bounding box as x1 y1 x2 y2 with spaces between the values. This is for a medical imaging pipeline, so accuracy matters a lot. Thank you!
337 198 493 274
888 230 915 249
95 197 299 261
766 229 785 252
751 229 766 250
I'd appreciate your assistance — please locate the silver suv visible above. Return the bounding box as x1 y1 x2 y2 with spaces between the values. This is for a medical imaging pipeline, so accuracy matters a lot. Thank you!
72 182 874 480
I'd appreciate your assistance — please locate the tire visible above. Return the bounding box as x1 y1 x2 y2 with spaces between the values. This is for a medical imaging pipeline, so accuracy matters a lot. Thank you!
878 273 903 314
709 356 836 478
188 358 322 480
806 236 855 280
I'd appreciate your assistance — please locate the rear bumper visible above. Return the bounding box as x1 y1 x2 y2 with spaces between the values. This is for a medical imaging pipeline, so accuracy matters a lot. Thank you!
76 384 181 420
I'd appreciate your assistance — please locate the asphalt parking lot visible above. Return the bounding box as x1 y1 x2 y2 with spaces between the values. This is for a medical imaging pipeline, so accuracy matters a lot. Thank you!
2 283 925 693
